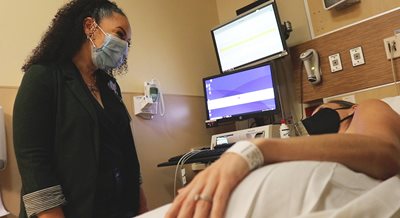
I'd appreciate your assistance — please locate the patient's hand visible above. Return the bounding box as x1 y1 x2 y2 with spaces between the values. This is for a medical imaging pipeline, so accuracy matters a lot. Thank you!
165 152 250 218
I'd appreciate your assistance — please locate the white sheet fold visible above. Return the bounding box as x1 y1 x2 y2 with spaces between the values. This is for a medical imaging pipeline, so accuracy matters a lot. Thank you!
136 161 400 218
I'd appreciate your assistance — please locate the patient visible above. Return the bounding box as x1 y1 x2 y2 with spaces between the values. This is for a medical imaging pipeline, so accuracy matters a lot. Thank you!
164 99 400 218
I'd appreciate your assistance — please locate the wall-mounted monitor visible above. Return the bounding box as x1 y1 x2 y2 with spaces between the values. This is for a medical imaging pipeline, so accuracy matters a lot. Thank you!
203 62 280 127
211 0 288 73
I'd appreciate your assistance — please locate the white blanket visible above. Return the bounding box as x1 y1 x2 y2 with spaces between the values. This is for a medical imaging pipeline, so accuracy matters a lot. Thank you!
136 161 400 218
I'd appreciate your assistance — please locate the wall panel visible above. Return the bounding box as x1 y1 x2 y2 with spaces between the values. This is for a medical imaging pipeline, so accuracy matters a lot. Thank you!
290 9 400 103
306 0 400 37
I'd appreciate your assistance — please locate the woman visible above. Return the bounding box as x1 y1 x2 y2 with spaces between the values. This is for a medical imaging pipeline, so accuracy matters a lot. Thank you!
165 99 400 217
13 0 147 217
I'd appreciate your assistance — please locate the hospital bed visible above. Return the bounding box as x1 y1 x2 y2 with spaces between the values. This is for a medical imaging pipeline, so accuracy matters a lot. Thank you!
137 96 400 218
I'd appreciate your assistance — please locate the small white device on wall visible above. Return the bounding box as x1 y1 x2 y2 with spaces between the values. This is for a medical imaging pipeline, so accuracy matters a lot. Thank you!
323 0 360 10
134 79 165 120
0 106 7 170
300 49 322 85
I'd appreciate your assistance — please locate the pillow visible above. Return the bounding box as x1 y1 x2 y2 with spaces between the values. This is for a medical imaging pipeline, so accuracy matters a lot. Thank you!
381 96 400 115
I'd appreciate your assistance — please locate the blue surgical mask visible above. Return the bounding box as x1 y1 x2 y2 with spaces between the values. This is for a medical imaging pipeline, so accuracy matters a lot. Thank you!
88 25 128 70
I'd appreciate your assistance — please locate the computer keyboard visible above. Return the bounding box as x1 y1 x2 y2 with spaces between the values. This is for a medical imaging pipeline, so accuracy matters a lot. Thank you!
167 143 234 163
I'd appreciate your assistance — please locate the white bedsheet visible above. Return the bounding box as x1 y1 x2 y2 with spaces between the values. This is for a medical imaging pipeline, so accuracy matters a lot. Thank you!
136 161 400 218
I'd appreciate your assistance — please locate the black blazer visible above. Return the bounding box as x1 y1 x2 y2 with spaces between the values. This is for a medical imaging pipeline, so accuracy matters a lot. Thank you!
13 62 139 217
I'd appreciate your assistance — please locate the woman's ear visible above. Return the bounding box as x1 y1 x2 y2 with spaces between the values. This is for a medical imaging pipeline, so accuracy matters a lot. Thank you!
83 17 97 38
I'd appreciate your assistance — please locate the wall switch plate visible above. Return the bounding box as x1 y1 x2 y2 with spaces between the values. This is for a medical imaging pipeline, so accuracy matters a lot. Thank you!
328 53 343 72
383 36 400 60
349 46 365 67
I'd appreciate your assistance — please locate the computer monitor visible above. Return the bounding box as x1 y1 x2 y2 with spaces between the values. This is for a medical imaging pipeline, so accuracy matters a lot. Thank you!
211 0 288 73
203 62 280 127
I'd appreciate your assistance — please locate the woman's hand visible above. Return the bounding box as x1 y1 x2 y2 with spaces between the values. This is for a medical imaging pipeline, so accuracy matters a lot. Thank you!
165 152 250 218
37 207 65 218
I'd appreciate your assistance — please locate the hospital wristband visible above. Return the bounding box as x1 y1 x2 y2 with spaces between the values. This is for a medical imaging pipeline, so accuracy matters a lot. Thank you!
225 141 264 171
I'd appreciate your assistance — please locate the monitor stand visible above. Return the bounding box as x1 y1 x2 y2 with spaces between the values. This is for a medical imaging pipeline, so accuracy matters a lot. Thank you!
235 114 280 131
235 120 250 131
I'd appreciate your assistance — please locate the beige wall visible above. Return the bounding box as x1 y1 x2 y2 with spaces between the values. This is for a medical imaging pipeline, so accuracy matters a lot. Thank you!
215 0 312 46
0 0 220 96
0 1 64 87
116 0 220 96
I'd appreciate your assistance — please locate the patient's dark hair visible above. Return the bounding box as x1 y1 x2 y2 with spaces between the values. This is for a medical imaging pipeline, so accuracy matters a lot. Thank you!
328 100 356 108
22 0 127 75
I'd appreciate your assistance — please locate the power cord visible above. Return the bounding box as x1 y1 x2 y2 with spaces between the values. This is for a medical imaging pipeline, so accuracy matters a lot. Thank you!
299 61 305 120
388 40 400 95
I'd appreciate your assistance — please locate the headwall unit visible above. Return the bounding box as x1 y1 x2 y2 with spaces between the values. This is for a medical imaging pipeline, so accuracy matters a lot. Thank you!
290 9 400 102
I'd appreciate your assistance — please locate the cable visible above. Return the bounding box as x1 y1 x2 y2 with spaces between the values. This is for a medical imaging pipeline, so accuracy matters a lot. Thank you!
389 41 400 95
291 61 306 137
173 151 193 197
173 149 205 197
299 61 305 120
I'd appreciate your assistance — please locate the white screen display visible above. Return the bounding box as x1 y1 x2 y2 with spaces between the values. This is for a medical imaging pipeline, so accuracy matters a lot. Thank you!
212 2 286 72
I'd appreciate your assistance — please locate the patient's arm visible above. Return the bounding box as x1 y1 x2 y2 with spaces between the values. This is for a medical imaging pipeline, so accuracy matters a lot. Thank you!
257 99 400 180
166 99 400 218
259 133 399 180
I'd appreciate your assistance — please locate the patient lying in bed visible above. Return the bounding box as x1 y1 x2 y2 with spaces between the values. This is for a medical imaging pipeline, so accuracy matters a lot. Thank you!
139 98 400 218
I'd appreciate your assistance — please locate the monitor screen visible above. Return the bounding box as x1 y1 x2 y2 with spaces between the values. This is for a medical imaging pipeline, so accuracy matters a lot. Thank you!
211 0 287 73
203 63 280 125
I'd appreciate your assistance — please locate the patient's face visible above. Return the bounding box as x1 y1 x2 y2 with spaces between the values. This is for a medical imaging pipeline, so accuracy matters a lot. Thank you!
313 103 356 132
313 103 354 117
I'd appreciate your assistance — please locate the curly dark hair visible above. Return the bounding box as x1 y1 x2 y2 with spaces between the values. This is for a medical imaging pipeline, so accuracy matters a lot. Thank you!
22 0 128 75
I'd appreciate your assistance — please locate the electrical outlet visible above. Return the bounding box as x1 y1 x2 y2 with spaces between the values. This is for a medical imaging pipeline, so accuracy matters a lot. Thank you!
328 53 343 73
349 46 365 67
383 36 400 60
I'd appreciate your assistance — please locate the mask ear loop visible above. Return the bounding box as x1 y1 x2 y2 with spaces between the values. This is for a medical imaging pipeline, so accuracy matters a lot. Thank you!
339 113 354 123
87 22 98 48
334 106 356 123
333 106 352 111
87 35 96 48
87 21 107 48
96 24 107 36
